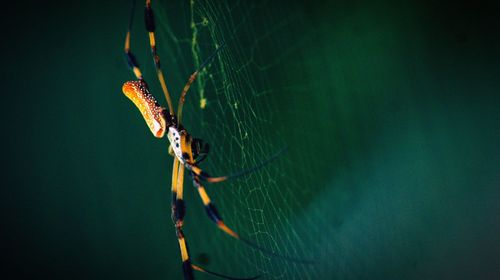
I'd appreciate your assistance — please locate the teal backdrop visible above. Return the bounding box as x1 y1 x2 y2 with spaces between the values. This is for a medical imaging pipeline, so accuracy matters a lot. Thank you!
2 0 499 279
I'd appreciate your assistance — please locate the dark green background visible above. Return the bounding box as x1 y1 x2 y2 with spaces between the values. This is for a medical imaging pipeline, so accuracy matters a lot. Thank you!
2 0 499 279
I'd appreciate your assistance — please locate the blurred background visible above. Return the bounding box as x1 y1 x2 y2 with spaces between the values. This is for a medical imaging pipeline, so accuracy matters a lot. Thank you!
2 0 499 279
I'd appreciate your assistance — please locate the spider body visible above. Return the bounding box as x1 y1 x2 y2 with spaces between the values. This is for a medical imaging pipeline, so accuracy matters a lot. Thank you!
122 1 304 279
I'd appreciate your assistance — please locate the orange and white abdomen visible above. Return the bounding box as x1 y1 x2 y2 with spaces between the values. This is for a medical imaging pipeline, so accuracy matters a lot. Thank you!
122 80 166 138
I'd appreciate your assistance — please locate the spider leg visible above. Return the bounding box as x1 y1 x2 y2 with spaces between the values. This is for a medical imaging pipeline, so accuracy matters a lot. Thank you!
192 174 239 238
177 42 226 125
170 158 194 280
124 0 143 80
171 158 185 226
172 159 262 280
144 0 174 114
186 146 287 183
190 173 314 264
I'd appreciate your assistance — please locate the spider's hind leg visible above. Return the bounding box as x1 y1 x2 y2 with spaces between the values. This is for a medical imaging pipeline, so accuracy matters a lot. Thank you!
191 173 315 265
124 0 143 80
192 174 240 238
173 161 261 280
176 228 195 280
171 159 195 280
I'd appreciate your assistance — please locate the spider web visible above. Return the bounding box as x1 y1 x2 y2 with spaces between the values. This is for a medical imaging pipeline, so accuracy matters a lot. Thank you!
128 1 500 279
148 0 321 279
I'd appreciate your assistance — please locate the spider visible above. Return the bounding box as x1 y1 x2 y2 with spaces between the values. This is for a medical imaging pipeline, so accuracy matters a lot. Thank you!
121 1 309 279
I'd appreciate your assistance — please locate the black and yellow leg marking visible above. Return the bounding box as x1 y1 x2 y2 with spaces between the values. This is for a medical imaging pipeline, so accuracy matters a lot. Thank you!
171 158 179 192
179 131 199 166
169 158 183 225
176 159 186 203
192 175 240 238
191 173 315 265
176 228 194 280
144 0 174 114
124 0 143 79
171 158 194 280
189 165 228 183
171 158 186 226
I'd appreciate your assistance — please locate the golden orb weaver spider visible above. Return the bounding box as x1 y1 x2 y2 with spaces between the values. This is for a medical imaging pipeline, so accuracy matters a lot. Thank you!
122 1 311 279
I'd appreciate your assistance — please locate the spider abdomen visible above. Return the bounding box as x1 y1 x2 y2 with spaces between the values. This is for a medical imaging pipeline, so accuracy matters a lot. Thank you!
122 80 166 138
